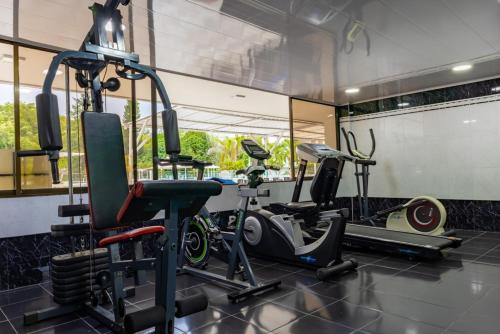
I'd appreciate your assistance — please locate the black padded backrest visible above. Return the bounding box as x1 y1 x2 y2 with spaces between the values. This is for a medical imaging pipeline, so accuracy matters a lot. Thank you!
82 112 130 230
309 158 344 207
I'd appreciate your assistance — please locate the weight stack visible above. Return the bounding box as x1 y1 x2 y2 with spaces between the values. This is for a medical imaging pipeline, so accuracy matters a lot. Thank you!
51 248 109 305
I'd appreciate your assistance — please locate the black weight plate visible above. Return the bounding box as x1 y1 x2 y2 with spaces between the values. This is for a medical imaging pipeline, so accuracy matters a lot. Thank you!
52 279 95 292
52 273 96 285
52 263 108 279
52 249 108 266
52 256 108 272
53 286 91 298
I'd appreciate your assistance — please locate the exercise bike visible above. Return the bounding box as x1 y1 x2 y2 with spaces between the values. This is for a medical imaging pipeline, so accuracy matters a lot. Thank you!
239 139 357 280
341 127 448 236
154 155 281 303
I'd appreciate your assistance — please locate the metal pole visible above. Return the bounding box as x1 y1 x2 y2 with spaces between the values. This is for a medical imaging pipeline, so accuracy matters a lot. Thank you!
65 64 74 223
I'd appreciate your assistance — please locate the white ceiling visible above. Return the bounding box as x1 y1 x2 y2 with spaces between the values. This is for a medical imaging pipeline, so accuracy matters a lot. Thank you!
3 0 500 104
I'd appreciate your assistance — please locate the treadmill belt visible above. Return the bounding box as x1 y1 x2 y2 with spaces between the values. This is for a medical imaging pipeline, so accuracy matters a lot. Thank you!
345 224 455 249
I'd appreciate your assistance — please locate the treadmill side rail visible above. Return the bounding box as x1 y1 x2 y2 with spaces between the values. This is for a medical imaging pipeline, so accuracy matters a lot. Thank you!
342 224 462 260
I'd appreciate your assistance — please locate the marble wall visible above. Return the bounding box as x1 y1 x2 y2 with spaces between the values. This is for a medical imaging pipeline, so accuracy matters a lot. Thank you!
337 77 500 117
334 197 500 232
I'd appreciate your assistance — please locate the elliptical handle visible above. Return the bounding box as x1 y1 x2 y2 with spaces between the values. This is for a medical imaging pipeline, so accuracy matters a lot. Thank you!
341 127 376 160
368 128 376 159
348 131 358 150
341 127 355 156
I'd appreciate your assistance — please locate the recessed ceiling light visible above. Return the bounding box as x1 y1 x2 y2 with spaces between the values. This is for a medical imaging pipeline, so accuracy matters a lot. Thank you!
42 69 62 76
345 87 360 94
452 64 472 72
397 102 410 107
491 86 500 92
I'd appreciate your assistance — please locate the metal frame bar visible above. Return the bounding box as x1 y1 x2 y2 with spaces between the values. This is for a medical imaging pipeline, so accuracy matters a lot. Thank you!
288 97 296 180
13 44 21 195
0 38 301 198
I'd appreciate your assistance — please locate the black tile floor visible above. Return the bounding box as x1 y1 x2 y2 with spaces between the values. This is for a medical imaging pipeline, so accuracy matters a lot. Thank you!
1 229 499 333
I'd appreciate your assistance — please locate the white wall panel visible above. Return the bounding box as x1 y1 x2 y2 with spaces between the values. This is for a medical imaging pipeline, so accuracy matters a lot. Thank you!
340 96 500 201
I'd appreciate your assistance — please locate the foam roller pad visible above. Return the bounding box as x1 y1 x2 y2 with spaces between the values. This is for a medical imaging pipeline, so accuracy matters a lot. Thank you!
124 306 165 334
36 93 63 150
175 292 208 317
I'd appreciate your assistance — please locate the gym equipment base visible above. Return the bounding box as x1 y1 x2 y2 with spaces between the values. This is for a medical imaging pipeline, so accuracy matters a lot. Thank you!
179 267 280 302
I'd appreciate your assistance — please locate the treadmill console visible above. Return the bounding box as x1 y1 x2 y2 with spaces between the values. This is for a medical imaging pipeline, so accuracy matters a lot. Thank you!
297 143 349 163
241 139 270 161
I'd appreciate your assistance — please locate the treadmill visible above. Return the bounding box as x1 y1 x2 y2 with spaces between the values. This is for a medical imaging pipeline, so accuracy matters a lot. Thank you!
269 143 462 260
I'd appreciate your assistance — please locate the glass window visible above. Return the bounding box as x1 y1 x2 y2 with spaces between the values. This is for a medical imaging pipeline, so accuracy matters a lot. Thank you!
0 43 14 191
291 98 336 177
135 79 154 181
0 0 13 37
18 48 134 191
153 104 293 182
18 47 65 191
152 71 292 182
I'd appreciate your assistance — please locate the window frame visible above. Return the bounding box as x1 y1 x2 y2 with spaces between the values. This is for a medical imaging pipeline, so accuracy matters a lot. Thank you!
0 39 331 198
288 96 338 181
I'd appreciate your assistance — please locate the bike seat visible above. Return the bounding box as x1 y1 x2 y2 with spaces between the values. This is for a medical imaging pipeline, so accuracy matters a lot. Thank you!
270 201 317 213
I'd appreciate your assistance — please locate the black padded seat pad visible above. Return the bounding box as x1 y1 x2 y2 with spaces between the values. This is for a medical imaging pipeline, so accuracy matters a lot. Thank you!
272 201 317 213
286 201 317 210
117 180 222 225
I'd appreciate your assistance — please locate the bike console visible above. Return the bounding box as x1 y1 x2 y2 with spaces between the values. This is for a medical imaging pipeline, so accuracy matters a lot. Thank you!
241 139 270 161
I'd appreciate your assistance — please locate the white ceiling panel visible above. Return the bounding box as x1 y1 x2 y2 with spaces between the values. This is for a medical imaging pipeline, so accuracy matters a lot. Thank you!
9 0 500 104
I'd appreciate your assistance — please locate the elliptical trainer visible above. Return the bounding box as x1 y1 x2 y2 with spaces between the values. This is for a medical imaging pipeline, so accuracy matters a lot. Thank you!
341 128 448 236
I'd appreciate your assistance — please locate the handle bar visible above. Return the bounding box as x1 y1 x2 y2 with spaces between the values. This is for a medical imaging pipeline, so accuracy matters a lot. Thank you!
154 156 212 168
341 127 376 160
17 150 60 184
